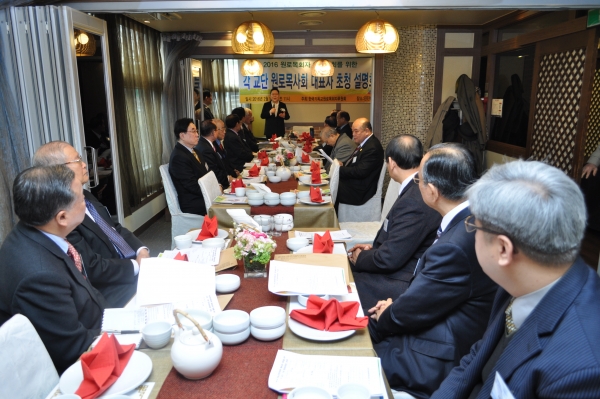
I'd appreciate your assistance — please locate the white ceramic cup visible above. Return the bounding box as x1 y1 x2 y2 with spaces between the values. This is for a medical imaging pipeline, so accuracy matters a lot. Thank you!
337 383 371 399
267 171 276 177
56 395 82 399
174 235 193 249
203 237 225 249
235 187 246 197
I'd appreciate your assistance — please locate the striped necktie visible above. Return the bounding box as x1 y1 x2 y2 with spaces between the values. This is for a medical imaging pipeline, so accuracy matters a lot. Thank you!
66 240 84 277
344 145 362 166
505 298 517 335
85 200 136 259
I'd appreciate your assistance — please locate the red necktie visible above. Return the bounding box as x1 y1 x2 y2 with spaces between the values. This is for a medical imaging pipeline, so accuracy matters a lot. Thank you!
66 241 84 277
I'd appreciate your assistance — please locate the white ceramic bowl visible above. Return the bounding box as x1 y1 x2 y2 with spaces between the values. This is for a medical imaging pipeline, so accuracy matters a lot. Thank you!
250 323 286 341
247 192 264 200
290 166 300 171
275 213 293 224
214 326 250 345
235 187 246 197
337 383 371 399
179 309 213 332
268 175 282 183
264 193 280 200
281 223 294 232
174 235 193 249
202 237 225 250
266 171 276 177
215 274 240 293
297 191 310 199
299 176 312 185
279 192 296 200
142 321 172 349
286 237 309 252
280 199 296 206
250 306 286 329
213 310 250 334
289 386 332 399
248 199 264 206
297 294 330 307
246 189 258 195
300 165 311 171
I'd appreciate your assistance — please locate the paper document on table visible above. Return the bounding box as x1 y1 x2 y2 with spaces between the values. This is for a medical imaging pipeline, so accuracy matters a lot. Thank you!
137 258 216 306
268 260 348 295
227 208 261 229
250 183 272 194
161 247 220 265
242 176 266 184
213 195 248 204
268 350 386 397
293 230 352 241
318 149 333 164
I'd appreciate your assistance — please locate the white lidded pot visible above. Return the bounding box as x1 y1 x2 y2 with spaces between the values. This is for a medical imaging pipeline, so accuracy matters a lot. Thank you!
276 166 292 181
171 309 223 380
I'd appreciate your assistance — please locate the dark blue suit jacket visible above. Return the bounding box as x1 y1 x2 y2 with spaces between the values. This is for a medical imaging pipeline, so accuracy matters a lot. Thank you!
370 207 497 399
169 142 209 215
432 257 600 399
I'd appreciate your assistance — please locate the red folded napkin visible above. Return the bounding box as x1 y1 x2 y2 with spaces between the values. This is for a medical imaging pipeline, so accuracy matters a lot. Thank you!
310 186 323 203
260 157 269 166
197 215 218 241
313 230 333 253
174 252 189 261
258 150 268 159
303 142 312 153
311 168 322 184
248 163 260 177
290 296 369 331
75 333 135 399
310 161 320 172
301 153 310 163
273 142 279 150
269 135 276 142
230 179 246 194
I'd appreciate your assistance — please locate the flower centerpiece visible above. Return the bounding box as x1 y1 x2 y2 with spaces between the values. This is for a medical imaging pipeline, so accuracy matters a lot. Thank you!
231 224 277 278
274 150 295 167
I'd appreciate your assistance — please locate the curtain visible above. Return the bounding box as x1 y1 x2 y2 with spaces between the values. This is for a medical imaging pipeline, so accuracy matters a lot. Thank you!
202 59 240 120
160 32 202 163
102 15 163 216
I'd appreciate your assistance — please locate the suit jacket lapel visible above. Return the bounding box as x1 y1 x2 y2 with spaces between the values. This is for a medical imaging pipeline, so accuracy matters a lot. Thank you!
82 191 114 250
438 207 470 241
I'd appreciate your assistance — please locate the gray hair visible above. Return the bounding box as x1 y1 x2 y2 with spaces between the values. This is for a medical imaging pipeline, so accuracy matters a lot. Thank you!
244 107 252 116
467 160 586 266
321 127 337 140
32 141 71 166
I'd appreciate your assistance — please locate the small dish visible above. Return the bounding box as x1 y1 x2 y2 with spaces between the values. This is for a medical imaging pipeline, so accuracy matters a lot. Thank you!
297 294 330 307
337 383 371 399
250 323 286 341
288 386 332 399
174 235 192 249
141 321 172 349
250 306 286 329
297 191 310 199
299 175 311 184
213 310 250 334
268 175 282 183
215 274 240 293
214 326 250 345
179 309 212 332
286 237 309 252
202 237 225 249
248 199 264 206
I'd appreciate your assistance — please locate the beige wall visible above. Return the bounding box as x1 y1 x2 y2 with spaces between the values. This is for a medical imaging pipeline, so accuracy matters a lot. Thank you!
485 151 517 170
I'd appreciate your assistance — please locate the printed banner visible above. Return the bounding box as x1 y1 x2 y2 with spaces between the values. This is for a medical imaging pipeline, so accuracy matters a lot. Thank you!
239 58 372 103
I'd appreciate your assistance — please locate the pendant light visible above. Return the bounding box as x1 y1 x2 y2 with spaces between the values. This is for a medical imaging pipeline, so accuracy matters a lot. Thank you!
241 59 264 76
355 16 399 54
311 59 334 77
232 14 274 54
74 29 96 57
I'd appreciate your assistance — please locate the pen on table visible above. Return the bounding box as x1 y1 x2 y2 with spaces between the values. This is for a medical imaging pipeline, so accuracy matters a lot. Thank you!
103 330 140 334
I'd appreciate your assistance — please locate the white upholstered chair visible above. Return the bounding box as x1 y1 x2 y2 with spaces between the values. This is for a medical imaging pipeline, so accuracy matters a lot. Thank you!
337 161 387 223
159 164 205 249
340 177 401 249
328 159 340 204
199 171 222 209
0 314 59 399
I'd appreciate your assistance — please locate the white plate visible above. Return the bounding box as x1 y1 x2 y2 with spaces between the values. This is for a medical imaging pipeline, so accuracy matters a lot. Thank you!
186 228 229 243
59 351 152 397
299 180 329 187
294 243 347 255
299 197 332 206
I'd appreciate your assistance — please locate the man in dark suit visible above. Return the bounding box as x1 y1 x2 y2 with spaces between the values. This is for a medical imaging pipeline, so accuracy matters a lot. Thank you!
260 87 290 138
0 165 106 373
432 160 600 399
336 118 384 207
202 89 215 121
224 114 253 173
33 141 147 308
169 118 210 215
195 119 231 189
349 135 441 313
368 143 497 399
232 107 259 152
336 110 352 139
213 118 237 178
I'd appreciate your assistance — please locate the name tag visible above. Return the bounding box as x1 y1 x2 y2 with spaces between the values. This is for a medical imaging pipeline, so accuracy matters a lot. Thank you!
491 372 515 399
383 218 389 232
352 156 357 164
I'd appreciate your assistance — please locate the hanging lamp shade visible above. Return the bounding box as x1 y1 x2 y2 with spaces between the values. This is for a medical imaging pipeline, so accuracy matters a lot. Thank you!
231 20 274 54
241 59 264 76
311 59 334 77
355 19 399 54
74 30 96 56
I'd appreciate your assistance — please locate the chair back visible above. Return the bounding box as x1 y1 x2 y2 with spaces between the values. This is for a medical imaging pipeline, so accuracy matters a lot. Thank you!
0 314 59 399
337 160 387 223
329 159 341 204
159 164 183 216
199 171 221 208
380 178 402 223
292 126 313 134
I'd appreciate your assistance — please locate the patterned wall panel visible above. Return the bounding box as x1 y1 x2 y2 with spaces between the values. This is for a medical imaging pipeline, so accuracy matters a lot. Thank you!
584 68 600 159
381 26 437 150
530 48 586 174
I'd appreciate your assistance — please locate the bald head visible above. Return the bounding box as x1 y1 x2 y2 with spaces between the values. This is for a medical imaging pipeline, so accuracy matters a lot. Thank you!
33 141 89 185
351 118 372 144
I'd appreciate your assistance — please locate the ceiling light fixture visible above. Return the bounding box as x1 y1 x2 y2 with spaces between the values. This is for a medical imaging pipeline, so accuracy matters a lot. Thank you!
355 15 399 54
298 11 326 17
74 30 95 57
311 59 334 77
232 13 274 54
241 59 264 76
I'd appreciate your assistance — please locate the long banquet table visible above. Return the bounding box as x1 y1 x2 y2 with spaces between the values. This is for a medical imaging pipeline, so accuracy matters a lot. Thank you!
140 230 391 399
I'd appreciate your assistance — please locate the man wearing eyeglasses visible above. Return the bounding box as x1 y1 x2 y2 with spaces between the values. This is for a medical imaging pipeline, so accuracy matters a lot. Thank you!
368 143 497 399
431 160 600 399
33 141 148 308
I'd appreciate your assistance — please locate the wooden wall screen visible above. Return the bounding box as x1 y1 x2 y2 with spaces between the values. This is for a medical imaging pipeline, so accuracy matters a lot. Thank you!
584 68 600 159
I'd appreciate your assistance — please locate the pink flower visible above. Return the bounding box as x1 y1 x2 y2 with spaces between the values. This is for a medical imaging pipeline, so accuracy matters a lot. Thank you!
286 152 293 159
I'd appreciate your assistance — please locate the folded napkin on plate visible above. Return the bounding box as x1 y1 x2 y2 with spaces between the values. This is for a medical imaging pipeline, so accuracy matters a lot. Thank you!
75 333 135 399
258 150 268 159
230 179 246 194
313 230 333 253
290 296 369 332
260 157 269 166
174 252 189 261
311 168 322 184
301 153 310 163
309 186 323 203
197 215 218 241
273 142 279 150
303 142 312 153
248 164 260 177
310 161 320 172
269 135 277 142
